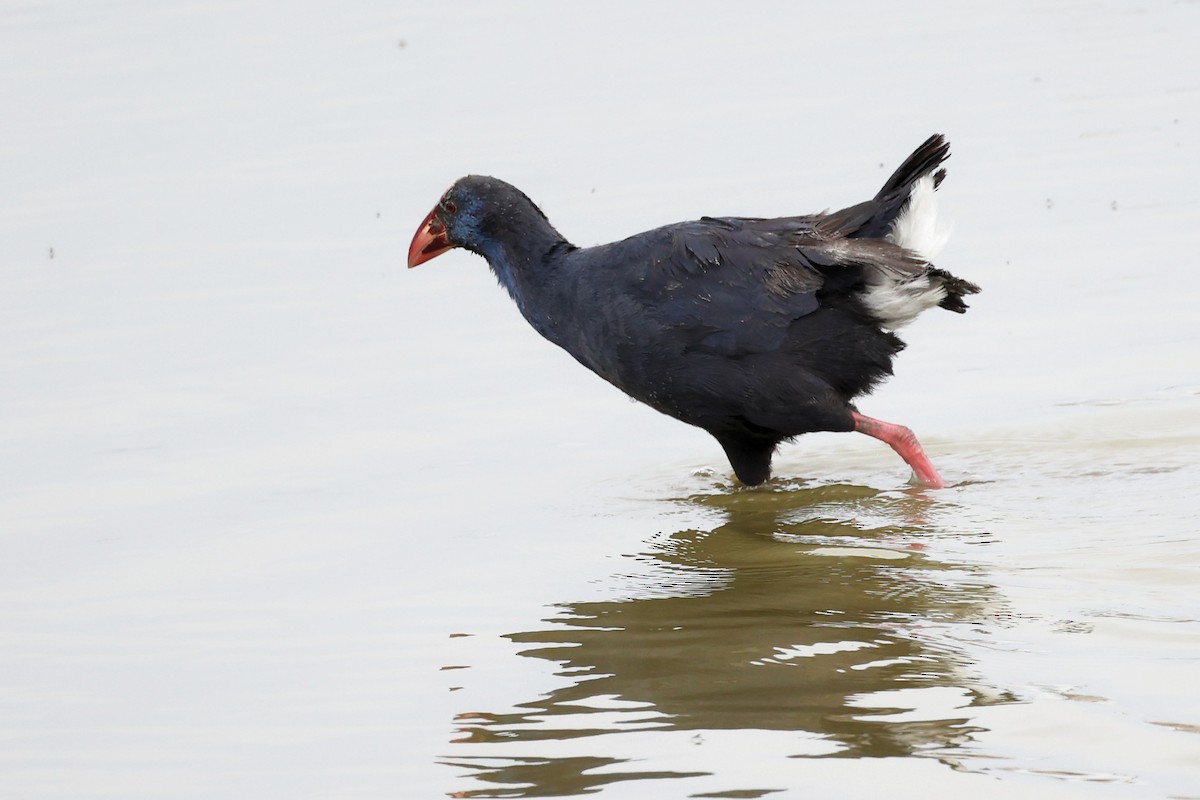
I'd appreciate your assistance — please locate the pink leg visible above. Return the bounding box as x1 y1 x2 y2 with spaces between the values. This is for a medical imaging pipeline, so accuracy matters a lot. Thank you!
851 412 946 489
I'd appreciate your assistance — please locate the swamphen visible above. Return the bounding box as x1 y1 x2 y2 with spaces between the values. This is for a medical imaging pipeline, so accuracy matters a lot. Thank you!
408 134 978 487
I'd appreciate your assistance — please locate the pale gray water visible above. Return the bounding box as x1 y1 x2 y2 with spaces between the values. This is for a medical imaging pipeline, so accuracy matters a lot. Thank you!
2 2 1198 798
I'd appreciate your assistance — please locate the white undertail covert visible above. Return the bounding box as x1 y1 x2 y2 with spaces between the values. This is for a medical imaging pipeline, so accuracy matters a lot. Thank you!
887 174 953 260
862 174 955 329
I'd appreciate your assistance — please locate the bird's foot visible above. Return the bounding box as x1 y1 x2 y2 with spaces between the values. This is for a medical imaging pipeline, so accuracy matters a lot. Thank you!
851 412 946 489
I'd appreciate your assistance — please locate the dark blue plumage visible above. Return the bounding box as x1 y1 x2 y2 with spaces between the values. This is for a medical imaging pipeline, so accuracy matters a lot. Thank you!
409 135 979 486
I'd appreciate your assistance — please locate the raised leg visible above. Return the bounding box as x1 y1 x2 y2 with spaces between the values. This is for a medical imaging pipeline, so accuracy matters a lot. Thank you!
851 412 946 488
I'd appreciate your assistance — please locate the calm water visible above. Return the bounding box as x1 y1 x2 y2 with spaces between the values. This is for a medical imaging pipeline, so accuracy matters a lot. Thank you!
2 2 1198 798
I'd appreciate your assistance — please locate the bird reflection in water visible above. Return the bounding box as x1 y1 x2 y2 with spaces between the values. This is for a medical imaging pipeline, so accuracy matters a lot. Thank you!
442 481 1008 797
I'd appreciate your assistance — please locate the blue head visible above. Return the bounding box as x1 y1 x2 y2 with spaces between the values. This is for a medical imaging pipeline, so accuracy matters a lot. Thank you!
407 175 555 268
408 175 571 314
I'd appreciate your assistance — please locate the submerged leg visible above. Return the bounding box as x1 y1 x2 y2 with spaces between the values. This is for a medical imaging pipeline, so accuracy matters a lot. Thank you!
851 412 946 488
715 435 777 487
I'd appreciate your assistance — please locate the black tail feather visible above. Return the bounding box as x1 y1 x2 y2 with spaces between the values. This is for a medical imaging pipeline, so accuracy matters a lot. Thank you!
933 268 981 313
825 134 951 242
875 134 950 200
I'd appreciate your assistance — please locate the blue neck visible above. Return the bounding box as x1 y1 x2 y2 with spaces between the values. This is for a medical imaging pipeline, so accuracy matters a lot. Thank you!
478 227 573 337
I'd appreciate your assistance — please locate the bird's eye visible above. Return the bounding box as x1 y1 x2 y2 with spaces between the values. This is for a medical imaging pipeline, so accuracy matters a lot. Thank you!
443 199 457 214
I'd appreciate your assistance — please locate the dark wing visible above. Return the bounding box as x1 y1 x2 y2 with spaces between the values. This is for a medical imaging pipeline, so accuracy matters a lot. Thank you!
621 216 825 357
609 215 925 358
